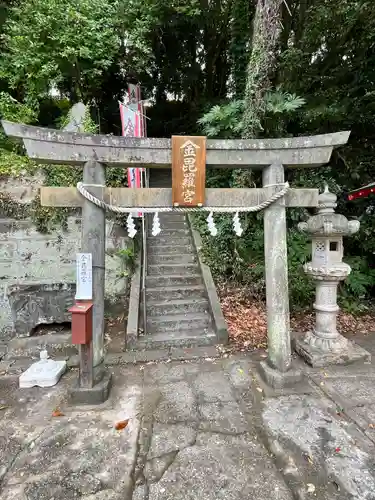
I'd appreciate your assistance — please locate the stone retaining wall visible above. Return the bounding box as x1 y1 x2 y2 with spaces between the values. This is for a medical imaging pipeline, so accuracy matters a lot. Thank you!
0 175 129 340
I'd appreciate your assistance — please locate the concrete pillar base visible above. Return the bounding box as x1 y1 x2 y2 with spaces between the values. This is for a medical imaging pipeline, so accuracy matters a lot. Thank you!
295 333 371 368
68 370 112 405
258 360 303 389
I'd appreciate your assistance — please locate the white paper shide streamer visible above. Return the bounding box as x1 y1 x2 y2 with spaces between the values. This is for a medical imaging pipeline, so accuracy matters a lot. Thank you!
127 213 137 238
233 211 243 236
152 211 161 236
77 180 290 239
207 211 217 236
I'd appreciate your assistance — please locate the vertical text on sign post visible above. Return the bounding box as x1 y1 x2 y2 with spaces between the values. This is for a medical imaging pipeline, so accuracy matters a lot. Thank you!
75 253 93 301
172 136 206 207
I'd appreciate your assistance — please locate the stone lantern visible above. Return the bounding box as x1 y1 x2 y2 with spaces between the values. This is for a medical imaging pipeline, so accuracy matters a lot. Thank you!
294 185 371 367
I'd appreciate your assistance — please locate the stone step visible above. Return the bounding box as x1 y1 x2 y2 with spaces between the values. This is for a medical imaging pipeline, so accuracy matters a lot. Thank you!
149 227 189 235
149 170 171 187
155 213 186 220
146 274 203 288
159 212 187 223
151 225 189 234
146 298 210 316
147 236 192 246
146 285 206 301
153 219 189 228
148 253 196 265
147 312 211 333
148 228 190 237
134 329 217 349
148 244 195 255
147 263 200 276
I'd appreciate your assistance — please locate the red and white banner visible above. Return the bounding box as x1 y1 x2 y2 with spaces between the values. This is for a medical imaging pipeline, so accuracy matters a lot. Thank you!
119 84 147 216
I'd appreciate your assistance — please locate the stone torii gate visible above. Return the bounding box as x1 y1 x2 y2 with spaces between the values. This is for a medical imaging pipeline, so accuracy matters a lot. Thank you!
2 119 350 399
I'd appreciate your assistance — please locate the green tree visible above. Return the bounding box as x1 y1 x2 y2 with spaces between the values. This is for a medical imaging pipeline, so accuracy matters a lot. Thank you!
1 0 124 104
229 0 253 98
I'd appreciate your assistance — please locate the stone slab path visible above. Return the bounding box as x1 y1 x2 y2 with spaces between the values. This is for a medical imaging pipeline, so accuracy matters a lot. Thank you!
1 344 375 500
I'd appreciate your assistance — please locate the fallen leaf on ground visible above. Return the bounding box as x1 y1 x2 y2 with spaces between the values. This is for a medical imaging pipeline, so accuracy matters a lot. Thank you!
52 409 64 417
115 420 129 431
256 387 263 393
0 405 8 411
369 423 374 429
333 481 340 491
303 453 314 465
306 483 316 493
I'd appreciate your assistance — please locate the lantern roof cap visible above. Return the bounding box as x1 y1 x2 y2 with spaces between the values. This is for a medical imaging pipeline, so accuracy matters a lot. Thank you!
318 184 337 211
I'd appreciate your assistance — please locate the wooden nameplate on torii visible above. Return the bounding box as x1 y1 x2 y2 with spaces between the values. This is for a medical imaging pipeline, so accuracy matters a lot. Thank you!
172 136 206 207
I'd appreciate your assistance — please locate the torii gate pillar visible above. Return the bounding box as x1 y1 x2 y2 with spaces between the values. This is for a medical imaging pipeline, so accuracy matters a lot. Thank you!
260 163 302 387
263 165 291 368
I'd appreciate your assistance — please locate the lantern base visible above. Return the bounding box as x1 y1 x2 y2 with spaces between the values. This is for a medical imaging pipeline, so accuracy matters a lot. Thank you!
295 332 371 368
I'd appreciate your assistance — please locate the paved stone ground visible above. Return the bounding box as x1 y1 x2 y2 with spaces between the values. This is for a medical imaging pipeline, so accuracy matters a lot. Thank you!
1 335 375 500
261 331 375 500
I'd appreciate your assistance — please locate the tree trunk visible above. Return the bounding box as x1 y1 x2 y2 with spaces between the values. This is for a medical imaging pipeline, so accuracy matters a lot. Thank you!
243 0 283 138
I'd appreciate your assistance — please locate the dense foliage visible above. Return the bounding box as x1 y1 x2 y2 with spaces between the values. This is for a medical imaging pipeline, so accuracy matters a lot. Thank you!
0 0 374 310
198 0 375 311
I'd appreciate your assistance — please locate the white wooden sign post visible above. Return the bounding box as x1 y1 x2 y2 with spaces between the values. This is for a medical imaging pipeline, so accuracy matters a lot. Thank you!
69 252 95 392
75 253 93 300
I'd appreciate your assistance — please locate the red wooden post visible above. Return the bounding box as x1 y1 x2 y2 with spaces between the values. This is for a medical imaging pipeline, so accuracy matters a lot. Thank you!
69 301 94 388
69 302 93 345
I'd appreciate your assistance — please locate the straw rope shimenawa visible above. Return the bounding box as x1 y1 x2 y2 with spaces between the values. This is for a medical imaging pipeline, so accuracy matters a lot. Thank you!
76 181 290 236
76 181 290 214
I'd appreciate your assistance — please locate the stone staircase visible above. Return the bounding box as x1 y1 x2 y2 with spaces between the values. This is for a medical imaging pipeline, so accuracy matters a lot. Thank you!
135 169 221 349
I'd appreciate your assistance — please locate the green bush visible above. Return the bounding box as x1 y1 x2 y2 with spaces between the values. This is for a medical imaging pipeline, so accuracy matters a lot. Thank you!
192 212 315 308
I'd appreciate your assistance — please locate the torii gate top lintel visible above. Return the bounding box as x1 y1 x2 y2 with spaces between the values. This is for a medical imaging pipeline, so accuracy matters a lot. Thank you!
1 120 350 169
